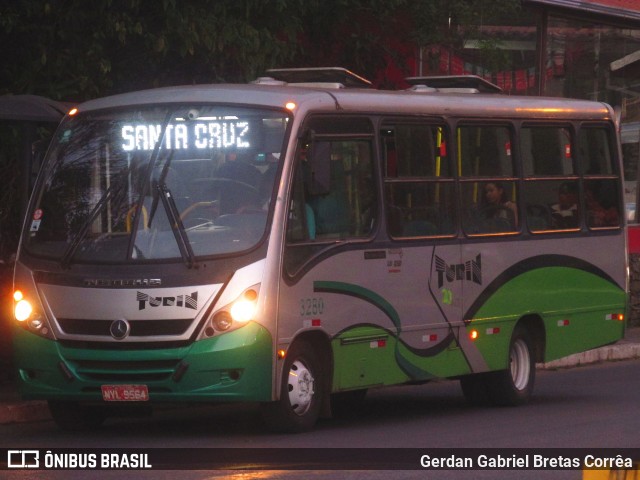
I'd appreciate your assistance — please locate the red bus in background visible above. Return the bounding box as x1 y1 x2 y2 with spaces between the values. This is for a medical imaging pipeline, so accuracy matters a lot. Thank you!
622 122 640 253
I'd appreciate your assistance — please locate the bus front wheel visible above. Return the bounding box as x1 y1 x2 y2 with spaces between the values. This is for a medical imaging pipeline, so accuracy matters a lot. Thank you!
261 340 323 433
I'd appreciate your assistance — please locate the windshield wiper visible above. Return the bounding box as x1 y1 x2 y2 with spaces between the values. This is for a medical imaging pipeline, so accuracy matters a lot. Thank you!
147 149 175 229
59 175 129 269
157 182 196 268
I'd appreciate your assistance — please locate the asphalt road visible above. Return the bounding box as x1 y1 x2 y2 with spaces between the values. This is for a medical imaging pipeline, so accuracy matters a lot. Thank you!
2 360 639 479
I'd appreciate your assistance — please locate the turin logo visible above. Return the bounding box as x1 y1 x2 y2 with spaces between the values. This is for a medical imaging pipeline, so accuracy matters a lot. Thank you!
137 291 198 310
435 253 482 289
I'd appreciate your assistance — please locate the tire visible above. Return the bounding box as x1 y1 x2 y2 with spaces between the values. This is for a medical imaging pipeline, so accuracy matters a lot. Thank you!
261 340 324 433
461 325 535 407
488 325 536 406
48 401 107 431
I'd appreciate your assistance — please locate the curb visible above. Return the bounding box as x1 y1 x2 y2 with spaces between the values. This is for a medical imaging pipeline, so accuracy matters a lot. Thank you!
0 400 50 425
538 342 640 369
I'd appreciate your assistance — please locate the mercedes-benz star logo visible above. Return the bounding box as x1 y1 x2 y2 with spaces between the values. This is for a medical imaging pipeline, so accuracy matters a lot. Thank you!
109 319 130 340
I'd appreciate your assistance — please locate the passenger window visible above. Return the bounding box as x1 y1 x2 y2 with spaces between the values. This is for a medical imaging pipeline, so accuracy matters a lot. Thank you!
521 126 574 176
520 125 580 232
458 125 518 235
579 127 614 175
523 180 580 231
579 126 621 229
286 117 376 244
381 122 455 238
585 178 621 228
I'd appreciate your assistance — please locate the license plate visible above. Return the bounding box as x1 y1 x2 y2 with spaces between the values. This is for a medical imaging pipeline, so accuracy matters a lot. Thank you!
101 384 149 402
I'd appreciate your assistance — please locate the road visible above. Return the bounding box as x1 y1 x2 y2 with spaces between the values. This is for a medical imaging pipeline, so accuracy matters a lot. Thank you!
2 360 639 479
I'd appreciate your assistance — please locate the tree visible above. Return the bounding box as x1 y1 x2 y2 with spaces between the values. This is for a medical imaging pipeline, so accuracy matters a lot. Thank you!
0 0 528 99
0 0 308 100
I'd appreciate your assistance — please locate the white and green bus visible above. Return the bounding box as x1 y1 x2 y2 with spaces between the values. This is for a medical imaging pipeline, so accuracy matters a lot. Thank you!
12 69 627 432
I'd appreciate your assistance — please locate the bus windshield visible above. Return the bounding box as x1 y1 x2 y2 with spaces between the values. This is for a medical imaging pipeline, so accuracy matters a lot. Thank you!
24 105 288 265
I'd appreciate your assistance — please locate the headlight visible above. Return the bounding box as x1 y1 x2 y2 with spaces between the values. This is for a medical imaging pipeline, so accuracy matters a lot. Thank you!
200 287 259 339
14 299 33 322
12 289 54 339
229 289 258 323
230 298 256 323
14 290 33 321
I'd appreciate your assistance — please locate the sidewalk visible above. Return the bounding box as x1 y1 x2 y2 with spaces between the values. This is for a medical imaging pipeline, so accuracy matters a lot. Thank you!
1 327 639 425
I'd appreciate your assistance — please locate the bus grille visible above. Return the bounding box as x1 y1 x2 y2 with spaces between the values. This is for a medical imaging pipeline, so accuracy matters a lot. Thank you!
57 318 192 337
69 358 182 382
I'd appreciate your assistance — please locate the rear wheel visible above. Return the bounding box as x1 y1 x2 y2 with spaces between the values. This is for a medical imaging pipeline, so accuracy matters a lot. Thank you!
460 325 535 406
490 325 535 405
261 340 324 433
48 401 107 431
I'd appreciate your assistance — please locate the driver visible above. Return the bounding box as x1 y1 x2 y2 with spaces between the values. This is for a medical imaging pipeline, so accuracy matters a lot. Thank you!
214 152 262 213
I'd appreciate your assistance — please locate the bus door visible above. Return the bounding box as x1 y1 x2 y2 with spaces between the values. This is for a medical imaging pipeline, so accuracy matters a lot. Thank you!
281 116 386 389
381 121 467 380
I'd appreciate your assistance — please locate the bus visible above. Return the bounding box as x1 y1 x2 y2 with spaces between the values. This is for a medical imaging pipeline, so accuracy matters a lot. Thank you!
12 69 627 432
622 121 640 253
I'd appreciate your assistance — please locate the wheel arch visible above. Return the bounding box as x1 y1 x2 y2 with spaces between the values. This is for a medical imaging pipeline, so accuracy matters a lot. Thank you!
516 314 546 363
285 330 334 417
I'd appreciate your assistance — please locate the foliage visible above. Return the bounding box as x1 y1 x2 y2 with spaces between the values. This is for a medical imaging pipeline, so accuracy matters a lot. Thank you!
0 0 527 100
0 0 308 100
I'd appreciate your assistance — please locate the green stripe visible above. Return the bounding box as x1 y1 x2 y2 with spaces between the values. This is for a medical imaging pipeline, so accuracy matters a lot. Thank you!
314 281 402 332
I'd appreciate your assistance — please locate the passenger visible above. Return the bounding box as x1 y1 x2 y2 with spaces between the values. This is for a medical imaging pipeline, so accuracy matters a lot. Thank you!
585 182 619 227
481 181 518 227
551 181 578 228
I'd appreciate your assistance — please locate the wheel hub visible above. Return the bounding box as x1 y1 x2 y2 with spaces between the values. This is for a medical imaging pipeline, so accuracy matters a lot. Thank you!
287 359 315 416
510 338 531 391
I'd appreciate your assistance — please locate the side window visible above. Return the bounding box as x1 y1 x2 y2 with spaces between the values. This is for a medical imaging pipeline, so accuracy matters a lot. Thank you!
286 116 376 245
382 122 455 238
579 126 621 229
458 124 518 235
521 125 580 232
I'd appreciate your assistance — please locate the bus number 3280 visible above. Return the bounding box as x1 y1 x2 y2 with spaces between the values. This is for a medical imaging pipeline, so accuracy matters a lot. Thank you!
300 297 324 316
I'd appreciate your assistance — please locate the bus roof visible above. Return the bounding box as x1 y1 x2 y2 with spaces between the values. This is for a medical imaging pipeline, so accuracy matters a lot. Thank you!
75 82 614 122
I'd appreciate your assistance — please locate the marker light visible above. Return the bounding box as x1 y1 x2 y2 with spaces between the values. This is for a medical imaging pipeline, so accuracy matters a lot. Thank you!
285 102 296 111
68 107 78 116
13 290 24 302
15 299 33 322
469 329 479 341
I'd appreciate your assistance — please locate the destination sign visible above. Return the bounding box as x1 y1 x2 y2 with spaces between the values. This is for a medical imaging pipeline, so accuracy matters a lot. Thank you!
121 120 252 152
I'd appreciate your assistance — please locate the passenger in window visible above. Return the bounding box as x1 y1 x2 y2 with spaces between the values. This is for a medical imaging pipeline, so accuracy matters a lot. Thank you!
585 182 619 227
307 152 350 237
551 181 578 228
481 181 518 228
